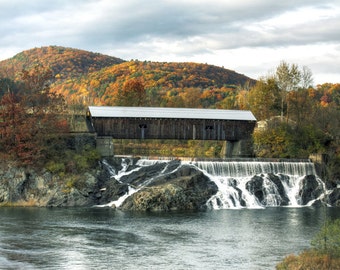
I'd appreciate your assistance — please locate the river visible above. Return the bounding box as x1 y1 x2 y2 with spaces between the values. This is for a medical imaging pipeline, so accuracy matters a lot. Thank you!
0 207 339 270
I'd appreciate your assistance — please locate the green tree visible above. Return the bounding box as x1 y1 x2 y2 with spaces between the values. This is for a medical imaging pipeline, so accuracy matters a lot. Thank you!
145 86 163 107
276 218 340 270
275 61 303 119
311 219 340 258
253 123 294 158
248 76 280 121
287 88 316 125
0 78 19 98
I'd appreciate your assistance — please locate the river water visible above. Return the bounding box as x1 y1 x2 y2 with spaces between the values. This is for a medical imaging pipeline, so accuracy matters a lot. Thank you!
0 207 339 270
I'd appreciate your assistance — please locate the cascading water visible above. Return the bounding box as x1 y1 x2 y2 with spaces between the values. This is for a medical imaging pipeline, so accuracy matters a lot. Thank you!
189 161 317 177
189 160 325 209
99 158 144 207
100 158 326 210
100 158 177 208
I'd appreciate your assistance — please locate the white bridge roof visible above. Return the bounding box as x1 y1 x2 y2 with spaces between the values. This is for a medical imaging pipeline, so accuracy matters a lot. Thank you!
88 106 256 121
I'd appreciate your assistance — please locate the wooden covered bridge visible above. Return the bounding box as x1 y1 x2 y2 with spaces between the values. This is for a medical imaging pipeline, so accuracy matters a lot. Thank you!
86 106 257 157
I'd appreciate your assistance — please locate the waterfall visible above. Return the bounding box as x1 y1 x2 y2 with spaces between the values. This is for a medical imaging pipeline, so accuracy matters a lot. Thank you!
136 159 169 166
101 159 116 177
100 158 326 210
189 161 317 177
191 160 325 209
99 159 142 208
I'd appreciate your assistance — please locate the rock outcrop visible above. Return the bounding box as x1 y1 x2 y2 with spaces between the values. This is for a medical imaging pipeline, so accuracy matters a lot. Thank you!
120 164 218 211
0 158 218 210
0 165 60 206
245 173 290 206
327 188 340 207
299 175 325 205
0 158 339 209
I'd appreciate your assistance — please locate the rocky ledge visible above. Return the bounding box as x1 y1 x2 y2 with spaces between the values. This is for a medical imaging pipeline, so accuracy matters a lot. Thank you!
0 159 218 210
0 158 339 210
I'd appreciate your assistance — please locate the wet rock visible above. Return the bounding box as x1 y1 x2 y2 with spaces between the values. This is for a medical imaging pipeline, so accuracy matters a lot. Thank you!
267 173 290 206
246 175 264 204
327 188 340 207
229 178 246 207
1 159 338 209
119 162 168 186
299 175 324 205
96 180 128 205
120 166 218 211
246 174 292 206
48 188 91 207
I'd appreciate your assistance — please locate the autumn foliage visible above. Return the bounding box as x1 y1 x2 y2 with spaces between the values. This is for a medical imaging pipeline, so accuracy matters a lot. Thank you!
49 60 255 108
0 65 69 165
0 46 339 169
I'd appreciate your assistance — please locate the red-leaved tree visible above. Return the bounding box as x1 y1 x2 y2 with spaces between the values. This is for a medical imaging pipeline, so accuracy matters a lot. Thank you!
0 66 69 165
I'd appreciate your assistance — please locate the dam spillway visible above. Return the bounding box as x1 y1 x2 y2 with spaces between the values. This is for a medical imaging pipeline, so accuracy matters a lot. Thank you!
102 158 326 209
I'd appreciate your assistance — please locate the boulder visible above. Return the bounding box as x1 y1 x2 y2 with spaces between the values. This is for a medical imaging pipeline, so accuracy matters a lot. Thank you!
229 178 246 207
327 188 340 207
246 175 264 203
47 188 90 207
120 166 218 211
299 175 324 205
267 173 290 206
96 180 128 205
245 174 290 206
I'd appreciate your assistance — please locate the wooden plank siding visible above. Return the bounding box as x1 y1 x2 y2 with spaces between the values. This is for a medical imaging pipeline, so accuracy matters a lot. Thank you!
89 117 255 141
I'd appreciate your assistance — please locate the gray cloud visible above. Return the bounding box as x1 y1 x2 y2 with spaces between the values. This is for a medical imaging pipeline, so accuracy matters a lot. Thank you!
0 0 339 83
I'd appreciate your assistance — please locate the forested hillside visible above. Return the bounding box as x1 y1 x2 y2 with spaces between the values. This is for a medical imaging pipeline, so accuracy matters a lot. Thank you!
0 46 124 80
0 46 255 108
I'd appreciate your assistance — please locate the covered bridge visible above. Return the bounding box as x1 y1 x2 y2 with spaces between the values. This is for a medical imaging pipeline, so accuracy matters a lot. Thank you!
86 106 256 157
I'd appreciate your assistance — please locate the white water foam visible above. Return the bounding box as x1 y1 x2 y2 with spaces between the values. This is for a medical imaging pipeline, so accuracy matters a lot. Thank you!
97 186 139 208
189 161 317 177
100 159 325 210
188 160 323 209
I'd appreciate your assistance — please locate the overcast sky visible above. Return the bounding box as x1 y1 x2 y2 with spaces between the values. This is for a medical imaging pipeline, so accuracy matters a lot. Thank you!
0 0 339 85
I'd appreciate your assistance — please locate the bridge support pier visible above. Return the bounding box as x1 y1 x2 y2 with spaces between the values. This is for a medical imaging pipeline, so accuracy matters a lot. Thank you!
221 141 235 158
221 139 254 158
96 136 114 157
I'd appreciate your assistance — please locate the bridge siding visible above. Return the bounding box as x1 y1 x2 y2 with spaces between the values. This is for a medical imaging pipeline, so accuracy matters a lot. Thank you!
90 117 255 141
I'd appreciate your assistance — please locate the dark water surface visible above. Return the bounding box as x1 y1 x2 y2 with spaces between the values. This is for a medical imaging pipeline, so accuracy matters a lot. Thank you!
0 207 339 270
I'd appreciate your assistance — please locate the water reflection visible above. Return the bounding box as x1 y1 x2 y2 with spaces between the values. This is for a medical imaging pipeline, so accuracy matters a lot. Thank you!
0 207 339 270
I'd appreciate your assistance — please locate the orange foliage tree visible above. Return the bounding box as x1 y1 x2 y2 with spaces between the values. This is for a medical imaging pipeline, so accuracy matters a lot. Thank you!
115 77 146 106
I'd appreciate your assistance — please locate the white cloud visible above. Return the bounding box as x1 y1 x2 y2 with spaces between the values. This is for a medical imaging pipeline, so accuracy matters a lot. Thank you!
0 0 339 84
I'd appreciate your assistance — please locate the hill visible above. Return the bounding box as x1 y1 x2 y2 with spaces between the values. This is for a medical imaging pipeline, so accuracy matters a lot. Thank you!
0 46 255 107
52 59 256 105
0 46 124 80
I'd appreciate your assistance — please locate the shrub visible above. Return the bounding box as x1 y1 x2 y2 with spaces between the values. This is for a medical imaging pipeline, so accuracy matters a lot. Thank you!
276 250 340 270
311 219 340 258
46 161 65 174
277 219 340 269
65 175 84 190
